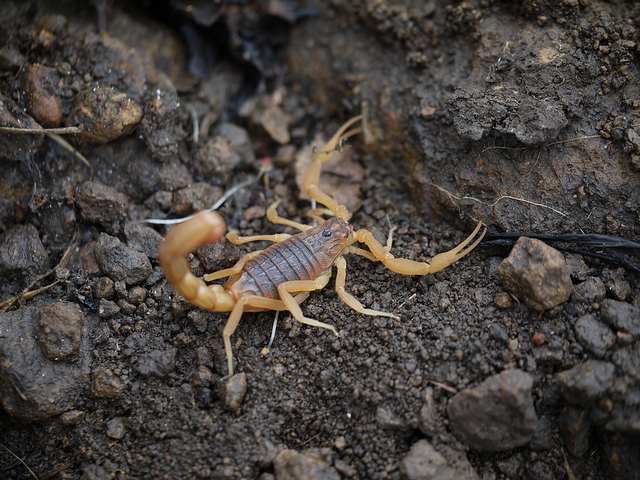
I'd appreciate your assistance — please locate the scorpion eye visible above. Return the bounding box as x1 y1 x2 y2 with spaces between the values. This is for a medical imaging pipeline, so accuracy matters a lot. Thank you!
322 227 333 237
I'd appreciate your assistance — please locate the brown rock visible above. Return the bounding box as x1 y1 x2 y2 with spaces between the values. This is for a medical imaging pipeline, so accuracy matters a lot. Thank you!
20 63 62 127
66 86 142 143
220 372 248 413
37 302 85 360
497 237 572 311
558 406 591 457
91 369 123 398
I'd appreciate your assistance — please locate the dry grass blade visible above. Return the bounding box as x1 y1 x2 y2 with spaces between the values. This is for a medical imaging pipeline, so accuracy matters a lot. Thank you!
45 133 93 177
0 442 39 480
0 125 83 134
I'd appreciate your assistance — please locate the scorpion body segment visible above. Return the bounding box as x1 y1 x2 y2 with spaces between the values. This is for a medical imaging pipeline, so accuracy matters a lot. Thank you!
158 114 487 378
227 217 353 301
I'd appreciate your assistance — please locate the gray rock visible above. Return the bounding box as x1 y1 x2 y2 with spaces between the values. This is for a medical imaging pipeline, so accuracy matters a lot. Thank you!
106 417 127 440
98 298 120 318
273 448 340 480
574 314 616 358
216 122 255 167
376 405 412 431
135 347 177 377
557 360 616 407
571 277 606 304
532 335 566 365
601 299 640 337
497 237 572 311
76 181 129 235
124 223 164 259
0 223 50 286
94 233 152 285
399 440 456 480
0 303 90 420
447 369 538 451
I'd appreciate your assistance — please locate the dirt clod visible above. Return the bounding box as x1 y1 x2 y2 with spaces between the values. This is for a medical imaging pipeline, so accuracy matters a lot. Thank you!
135 347 177 377
558 360 616 407
447 369 538 451
124 223 164 259
571 276 607 304
171 182 224 216
0 303 90 420
0 223 50 286
574 314 616 358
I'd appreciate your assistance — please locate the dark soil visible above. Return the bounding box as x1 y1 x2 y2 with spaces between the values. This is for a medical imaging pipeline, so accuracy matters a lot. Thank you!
1 1 639 479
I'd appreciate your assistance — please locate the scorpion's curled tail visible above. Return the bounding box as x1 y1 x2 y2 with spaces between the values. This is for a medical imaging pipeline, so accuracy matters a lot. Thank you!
158 211 234 312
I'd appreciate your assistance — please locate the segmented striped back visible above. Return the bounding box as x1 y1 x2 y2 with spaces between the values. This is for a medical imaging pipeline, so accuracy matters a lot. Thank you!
228 217 353 299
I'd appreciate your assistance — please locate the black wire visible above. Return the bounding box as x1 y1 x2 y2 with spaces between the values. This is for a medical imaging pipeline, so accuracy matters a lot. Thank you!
482 225 640 273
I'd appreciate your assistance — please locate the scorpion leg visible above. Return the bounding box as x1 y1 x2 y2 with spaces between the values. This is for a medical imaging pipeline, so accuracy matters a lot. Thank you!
275 275 339 336
334 256 400 320
226 231 292 245
302 115 363 221
354 221 486 275
266 199 311 232
204 250 262 282
221 292 312 378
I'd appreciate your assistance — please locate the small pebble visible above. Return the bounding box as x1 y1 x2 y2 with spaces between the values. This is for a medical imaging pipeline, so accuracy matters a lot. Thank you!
220 373 248 413
106 417 127 440
532 332 546 346
91 370 123 399
59 410 86 426
494 292 513 308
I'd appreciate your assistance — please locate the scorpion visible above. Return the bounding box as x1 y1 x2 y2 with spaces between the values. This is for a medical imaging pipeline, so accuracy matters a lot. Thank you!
158 115 486 378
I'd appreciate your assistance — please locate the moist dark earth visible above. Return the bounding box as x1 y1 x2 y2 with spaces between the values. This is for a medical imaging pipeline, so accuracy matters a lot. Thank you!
1 1 640 479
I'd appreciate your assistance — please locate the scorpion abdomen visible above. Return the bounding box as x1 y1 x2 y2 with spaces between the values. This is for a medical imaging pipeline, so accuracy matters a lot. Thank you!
229 217 353 299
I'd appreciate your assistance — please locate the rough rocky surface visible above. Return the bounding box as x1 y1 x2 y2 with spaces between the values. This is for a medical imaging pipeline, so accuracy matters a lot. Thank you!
0 1 639 479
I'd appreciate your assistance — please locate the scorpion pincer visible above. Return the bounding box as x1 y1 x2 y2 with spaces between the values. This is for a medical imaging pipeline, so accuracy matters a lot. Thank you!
158 115 486 379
